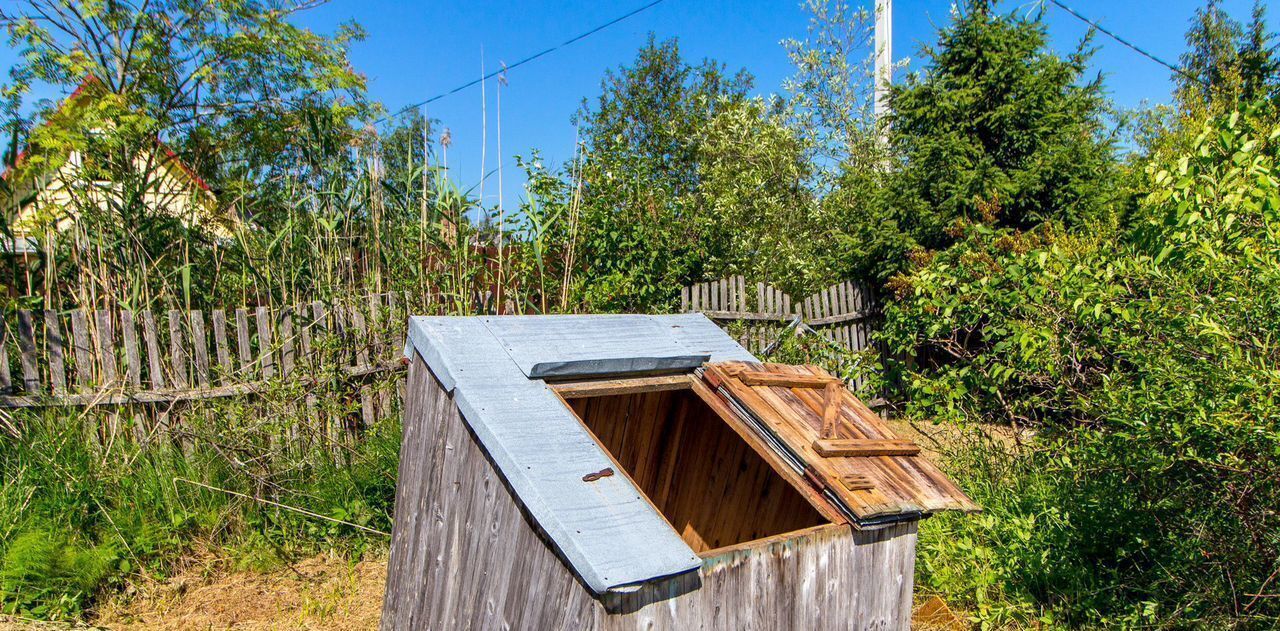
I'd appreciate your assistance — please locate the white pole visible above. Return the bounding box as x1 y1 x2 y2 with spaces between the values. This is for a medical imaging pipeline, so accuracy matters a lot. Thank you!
874 0 893 123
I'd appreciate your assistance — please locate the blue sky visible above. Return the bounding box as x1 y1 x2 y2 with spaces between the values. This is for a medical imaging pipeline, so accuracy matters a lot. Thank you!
5 0 1277 207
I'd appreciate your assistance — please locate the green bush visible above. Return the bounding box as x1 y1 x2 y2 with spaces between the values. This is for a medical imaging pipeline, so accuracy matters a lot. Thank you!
885 105 1280 627
0 372 402 620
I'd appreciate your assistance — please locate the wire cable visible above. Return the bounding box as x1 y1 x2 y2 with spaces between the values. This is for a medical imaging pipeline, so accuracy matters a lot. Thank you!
1045 0 1209 88
375 0 671 124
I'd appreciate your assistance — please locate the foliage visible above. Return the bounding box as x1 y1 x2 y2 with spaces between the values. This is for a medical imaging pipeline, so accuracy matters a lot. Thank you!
0 531 118 620
832 1 1118 284
780 0 884 178
0 360 402 619
1177 0 1278 111
532 36 837 311
0 0 370 308
884 105 1280 627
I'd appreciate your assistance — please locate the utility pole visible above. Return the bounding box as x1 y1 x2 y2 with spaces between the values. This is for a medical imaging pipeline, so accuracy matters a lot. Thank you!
874 0 893 129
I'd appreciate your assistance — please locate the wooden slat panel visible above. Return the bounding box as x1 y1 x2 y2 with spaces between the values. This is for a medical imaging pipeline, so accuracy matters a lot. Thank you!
45 310 67 394
550 375 692 399
734 371 838 389
212 309 232 384
255 306 275 379
120 310 141 388
298 303 315 364
189 310 210 388
386 292 400 343
349 304 368 368
279 306 296 377
331 302 349 367
17 310 40 392
704 361 979 520
94 310 117 387
168 310 188 388
70 310 94 390
235 308 252 378
140 311 165 388
812 439 920 458
0 315 10 393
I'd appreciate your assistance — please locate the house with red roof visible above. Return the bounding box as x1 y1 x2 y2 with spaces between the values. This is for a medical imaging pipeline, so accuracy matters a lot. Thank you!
1 77 238 254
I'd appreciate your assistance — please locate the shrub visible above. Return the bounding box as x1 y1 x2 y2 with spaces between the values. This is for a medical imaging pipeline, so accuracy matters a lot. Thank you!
885 105 1280 627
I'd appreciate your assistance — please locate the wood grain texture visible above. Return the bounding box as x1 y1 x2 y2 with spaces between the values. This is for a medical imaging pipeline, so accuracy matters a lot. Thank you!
120 311 140 388
211 309 232 384
189 311 211 388
706 361 979 519
168 310 188 388
17 310 40 392
255 306 275 379
44 310 67 394
93 310 117 386
566 389 828 553
0 316 10 393
813 438 921 457
383 355 921 630
140 311 165 389
70 310 94 390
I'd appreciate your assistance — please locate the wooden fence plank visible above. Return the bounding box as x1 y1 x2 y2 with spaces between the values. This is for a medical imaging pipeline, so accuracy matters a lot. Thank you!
350 304 370 368
17 310 40 392
255 306 275 379
168 310 189 388
71 310 94 390
279 307 296 377
94 310 118 387
190 311 210 388
120 310 141 388
0 315 10 393
141 311 165 389
45 310 67 394
298 303 315 364
235 309 252 378
212 310 232 384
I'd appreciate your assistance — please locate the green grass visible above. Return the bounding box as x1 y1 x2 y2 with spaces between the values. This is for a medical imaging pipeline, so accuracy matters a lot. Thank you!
0 377 401 621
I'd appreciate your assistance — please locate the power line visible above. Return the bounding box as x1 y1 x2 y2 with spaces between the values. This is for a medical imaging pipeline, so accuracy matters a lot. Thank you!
1045 0 1209 88
375 0 671 124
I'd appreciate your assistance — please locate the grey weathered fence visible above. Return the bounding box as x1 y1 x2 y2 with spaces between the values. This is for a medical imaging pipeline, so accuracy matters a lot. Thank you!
681 276 882 357
0 292 413 427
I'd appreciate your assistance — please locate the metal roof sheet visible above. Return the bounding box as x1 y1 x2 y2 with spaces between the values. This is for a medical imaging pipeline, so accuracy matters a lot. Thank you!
402 314 754 594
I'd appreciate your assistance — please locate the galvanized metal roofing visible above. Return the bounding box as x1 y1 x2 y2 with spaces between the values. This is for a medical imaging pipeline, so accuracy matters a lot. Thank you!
403 314 756 594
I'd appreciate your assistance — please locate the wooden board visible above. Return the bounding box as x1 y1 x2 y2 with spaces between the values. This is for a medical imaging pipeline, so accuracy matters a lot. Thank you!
563 388 828 553
813 438 921 457
702 361 979 522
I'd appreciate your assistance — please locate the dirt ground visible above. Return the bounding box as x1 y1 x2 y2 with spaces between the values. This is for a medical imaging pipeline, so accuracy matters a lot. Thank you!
0 552 967 630
0 554 387 631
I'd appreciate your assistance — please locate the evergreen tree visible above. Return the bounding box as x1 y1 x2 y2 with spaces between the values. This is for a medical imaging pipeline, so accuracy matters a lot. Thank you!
834 0 1115 282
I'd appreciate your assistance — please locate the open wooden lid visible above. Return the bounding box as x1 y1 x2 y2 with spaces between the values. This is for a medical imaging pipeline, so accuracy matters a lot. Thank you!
701 361 979 526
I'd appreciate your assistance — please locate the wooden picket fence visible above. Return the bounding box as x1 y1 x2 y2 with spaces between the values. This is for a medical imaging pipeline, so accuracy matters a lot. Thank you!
681 275 882 358
0 292 414 428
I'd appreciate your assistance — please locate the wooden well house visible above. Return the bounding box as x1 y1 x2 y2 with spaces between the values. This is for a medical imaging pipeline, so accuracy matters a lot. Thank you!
382 314 977 630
